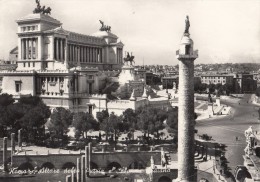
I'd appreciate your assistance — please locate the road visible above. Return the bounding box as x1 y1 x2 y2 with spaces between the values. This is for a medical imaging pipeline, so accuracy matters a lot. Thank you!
196 94 260 173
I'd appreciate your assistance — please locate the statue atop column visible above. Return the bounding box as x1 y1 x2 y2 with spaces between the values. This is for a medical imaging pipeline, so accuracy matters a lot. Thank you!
184 15 190 34
33 0 52 15
99 20 111 32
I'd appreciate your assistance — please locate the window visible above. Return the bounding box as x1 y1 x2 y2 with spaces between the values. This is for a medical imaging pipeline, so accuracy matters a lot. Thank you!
33 62 35 67
88 105 93 115
28 62 30 67
15 81 21 92
23 63 26 67
185 45 190 54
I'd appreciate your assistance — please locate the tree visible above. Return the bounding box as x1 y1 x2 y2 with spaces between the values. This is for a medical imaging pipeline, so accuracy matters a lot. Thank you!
0 93 15 137
96 110 109 123
137 106 167 141
16 96 51 143
72 112 99 140
100 112 123 143
208 84 215 93
256 87 260 97
49 107 73 143
122 108 138 140
0 95 50 141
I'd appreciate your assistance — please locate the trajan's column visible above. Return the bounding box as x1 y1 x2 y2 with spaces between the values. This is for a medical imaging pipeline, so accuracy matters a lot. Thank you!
175 16 198 182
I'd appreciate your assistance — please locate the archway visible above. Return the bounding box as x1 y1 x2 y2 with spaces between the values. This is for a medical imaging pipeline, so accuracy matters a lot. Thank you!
128 161 145 169
158 176 171 182
107 162 121 171
62 162 76 169
18 162 34 170
90 162 98 170
41 162 55 169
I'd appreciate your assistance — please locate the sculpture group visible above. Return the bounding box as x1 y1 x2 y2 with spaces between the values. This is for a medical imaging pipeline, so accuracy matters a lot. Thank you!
33 0 51 15
99 20 111 32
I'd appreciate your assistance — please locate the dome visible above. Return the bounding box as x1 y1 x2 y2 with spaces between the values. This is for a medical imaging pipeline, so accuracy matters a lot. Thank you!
180 34 193 45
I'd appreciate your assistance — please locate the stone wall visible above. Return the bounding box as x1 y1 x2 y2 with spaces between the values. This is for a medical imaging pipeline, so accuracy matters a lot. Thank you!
12 151 162 170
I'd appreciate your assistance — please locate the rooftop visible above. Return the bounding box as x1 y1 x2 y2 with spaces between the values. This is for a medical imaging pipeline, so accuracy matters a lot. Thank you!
16 13 61 26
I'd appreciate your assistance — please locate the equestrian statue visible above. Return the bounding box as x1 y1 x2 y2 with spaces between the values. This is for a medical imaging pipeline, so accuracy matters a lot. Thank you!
123 52 135 66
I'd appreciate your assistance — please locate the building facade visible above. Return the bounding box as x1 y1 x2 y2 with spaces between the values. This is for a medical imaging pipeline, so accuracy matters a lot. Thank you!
200 74 234 85
0 12 124 113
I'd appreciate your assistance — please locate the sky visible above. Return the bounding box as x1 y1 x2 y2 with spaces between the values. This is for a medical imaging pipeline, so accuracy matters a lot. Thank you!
0 0 259 65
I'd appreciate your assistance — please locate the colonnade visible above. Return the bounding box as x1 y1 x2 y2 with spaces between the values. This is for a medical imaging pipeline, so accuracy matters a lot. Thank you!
67 44 102 63
54 37 66 61
21 38 38 60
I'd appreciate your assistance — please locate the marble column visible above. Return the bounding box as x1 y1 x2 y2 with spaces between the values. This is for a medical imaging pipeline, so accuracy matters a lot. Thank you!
90 48 93 62
81 46 83 62
81 156 85 182
87 47 89 62
35 38 38 59
97 49 99 62
26 38 29 59
3 137 7 171
85 146 89 177
55 38 59 60
64 40 66 61
67 44 69 61
176 32 198 182
11 133 15 166
60 39 63 61
88 142 92 171
76 158 80 182
95 48 98 62
72 45 76 63
72 45 74 62
93 48 96 62
117 48 119 63
18 129 22 150
70 45 73 62
77 46 80 65
100 49 103 63
84 47 86 62
21 39 24 60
